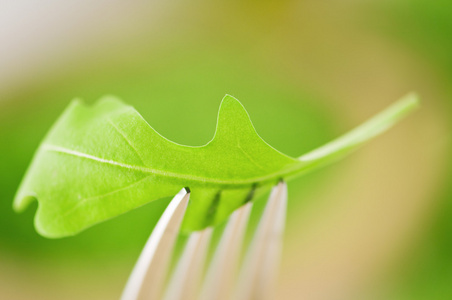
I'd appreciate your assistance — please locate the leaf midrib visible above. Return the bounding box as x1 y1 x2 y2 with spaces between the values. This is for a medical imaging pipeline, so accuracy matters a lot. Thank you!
42 144 302 187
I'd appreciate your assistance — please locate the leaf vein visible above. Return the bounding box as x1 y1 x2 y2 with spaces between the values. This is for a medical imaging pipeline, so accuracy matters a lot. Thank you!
107 118 146 165
237 142 266 171
49 175 153 228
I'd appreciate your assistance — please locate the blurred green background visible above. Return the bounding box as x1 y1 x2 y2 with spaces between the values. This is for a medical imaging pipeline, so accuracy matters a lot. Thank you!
0 0 450 299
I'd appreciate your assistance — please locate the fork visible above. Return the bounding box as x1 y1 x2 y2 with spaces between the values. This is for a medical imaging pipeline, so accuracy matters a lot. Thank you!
121 181 287 300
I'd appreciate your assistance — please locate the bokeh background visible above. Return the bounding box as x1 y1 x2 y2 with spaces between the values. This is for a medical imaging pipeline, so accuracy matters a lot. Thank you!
0 0 450 299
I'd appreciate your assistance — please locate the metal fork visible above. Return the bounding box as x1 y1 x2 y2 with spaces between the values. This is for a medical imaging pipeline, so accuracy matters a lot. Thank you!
121 181 287 300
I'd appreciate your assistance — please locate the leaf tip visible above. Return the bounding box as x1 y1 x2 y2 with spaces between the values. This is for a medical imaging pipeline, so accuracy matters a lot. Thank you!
384 92 421 122
214 94 256 138
401 91 421 109
218 94 249 116
220 94 244 107
12 192 37 213
92 95 128 110
70 97 83 105
68 95 126 110
97 94 125 104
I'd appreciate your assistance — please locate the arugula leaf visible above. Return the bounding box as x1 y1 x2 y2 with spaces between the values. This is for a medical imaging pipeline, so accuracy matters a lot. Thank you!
13 93 419 238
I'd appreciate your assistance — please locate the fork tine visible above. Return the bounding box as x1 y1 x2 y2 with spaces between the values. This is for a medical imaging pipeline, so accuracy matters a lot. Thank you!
234 181 288 300
163 227 213 300
199 201 253 300
121 188 190 300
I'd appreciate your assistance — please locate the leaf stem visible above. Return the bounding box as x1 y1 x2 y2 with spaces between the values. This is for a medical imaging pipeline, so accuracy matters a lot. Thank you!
297 92 420 165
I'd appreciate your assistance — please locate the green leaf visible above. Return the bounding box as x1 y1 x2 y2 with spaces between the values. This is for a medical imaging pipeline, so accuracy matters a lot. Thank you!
13 93 419 238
